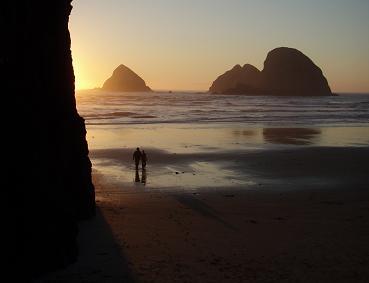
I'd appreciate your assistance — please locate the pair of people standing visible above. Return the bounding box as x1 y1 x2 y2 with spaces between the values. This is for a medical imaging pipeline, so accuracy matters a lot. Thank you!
133 147 147 170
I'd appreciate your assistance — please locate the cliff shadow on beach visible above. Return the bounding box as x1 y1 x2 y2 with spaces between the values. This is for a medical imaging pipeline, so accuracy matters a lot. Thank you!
36 206 136 283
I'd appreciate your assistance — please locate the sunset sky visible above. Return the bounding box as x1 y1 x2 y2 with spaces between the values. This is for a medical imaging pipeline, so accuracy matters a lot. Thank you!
69 0 369 92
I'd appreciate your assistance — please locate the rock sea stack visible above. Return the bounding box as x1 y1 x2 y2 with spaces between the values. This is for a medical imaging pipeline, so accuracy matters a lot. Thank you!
209 64 262 95
210 47 332 96
102 64 152 92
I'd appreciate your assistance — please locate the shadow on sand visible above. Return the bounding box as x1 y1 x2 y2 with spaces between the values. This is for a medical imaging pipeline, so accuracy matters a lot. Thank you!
36 207 136 282
173 194 238 231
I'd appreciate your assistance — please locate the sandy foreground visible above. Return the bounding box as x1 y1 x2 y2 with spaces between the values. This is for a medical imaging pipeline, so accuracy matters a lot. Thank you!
37 147 369 282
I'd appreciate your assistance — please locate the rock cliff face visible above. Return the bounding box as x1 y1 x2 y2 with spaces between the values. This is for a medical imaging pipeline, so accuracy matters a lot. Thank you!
209 47 332 96
102 64 152 92
3 0 95 278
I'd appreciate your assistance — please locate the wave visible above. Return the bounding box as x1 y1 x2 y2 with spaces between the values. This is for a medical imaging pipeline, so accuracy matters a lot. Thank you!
77 91 369 127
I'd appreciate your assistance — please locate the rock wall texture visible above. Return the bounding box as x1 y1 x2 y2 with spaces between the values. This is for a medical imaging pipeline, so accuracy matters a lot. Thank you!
2 0 95 278
209 47 332 96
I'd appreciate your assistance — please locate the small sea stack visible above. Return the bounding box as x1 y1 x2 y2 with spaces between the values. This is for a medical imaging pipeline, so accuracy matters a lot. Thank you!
102 64 152 92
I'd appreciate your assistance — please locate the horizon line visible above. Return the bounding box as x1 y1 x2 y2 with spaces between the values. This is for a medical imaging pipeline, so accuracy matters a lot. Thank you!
75 88 369 94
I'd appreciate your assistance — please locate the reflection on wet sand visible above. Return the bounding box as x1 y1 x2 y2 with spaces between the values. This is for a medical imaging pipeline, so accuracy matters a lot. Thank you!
87 124 369 154
232 129 256 137
135 169 140 183
134 168 147 185
141 169 147 185
89 125 369 190
263 128 321 145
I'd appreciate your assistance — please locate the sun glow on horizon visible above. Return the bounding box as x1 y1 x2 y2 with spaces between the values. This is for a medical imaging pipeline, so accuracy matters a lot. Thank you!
69 0 369 93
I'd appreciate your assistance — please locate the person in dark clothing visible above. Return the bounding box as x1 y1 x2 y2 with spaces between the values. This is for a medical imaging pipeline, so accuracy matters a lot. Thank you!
142 150 147 169
133 147 142 170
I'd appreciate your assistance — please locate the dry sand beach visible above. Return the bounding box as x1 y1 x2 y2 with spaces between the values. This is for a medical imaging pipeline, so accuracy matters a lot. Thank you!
38 143 369 283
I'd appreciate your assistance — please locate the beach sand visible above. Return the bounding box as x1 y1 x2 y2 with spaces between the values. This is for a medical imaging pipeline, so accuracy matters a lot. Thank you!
37 146 369 282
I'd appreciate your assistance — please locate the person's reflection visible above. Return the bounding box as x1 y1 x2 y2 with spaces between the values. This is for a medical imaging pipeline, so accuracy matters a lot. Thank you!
134 168 147 185
135 168 140 183
141 169 147 185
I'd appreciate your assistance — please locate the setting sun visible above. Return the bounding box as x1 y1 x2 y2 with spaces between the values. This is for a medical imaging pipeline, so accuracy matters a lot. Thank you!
73 63 88 90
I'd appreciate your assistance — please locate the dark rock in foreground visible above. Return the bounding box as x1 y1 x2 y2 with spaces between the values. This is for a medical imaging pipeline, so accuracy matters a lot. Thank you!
3 0 95 279
102 64 152 92
210 47 332 96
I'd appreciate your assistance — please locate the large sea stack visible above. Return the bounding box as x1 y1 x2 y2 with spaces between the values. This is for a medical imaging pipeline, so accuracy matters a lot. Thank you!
102 64 152 92
210 47 332 96
3 0 95 279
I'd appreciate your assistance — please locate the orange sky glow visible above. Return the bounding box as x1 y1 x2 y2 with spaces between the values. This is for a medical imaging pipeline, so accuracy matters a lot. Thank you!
69 0 369 93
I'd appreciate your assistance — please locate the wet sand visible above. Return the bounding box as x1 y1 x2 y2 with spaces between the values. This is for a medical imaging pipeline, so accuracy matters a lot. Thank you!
38 146 369 282
90 146 369 190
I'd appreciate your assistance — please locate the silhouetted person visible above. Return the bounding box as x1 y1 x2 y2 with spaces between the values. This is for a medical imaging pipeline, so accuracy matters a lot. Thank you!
142 150 147 169
133 147 142 170
141 169 147 185
135 168 140 183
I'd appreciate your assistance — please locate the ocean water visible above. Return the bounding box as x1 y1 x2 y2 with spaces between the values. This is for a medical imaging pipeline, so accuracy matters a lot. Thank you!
76 90 369 190
76 90 369 127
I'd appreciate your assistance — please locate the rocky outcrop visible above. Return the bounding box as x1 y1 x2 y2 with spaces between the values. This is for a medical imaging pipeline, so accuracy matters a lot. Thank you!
261 48 332 96
3 0 95 278
102 64 152 92
209 64 262 94
210 47 332 96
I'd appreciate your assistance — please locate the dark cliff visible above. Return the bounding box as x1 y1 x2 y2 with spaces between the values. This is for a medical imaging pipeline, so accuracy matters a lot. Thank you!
209 47 332 96
102 64 152 92
2 0 95 278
